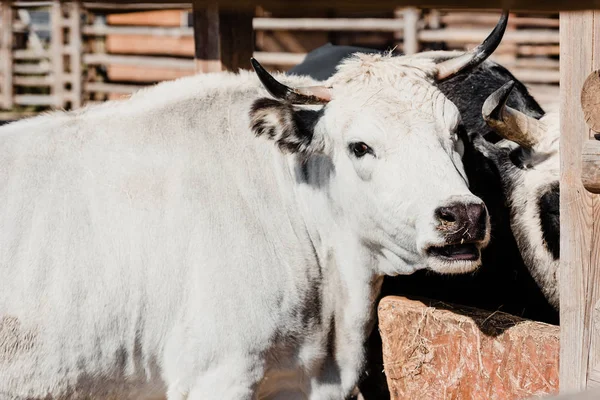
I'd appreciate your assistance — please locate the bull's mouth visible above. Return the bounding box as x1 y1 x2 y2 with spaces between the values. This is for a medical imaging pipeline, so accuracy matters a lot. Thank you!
426 243 480 262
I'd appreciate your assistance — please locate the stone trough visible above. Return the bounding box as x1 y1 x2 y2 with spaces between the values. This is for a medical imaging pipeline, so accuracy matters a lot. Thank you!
378 296 560 400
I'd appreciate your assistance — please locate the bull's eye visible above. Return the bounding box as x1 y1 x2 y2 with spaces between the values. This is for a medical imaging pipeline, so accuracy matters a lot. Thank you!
349 142 373 158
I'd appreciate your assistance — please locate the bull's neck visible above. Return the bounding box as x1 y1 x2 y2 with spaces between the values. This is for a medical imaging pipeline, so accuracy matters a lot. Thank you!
280 152 384 392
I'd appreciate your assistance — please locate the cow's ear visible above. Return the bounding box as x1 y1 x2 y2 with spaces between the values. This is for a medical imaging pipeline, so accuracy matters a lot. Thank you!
249 98 324 155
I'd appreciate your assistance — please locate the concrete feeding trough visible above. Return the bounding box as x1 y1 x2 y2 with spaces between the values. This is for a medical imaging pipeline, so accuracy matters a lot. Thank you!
378 296 560 400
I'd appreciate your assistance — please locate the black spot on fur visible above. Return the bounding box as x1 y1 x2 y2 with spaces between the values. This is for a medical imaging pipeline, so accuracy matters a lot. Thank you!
539 182 560 260
249 97 323 154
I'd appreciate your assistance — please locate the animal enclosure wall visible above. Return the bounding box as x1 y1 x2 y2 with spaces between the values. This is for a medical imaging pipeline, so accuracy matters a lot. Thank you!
0 3 559 119
559 10 600 393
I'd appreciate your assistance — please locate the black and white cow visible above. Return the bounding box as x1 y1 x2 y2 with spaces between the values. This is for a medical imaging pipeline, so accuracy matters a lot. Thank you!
288 44 560 400
288 43 559 320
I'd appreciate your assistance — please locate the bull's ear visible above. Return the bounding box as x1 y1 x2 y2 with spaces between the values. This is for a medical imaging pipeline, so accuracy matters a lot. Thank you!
249 98 324 155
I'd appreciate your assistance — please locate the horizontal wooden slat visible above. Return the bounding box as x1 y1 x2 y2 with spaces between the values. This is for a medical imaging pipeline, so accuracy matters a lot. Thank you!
439 13 559 27
85 81 145 94
418 28 558 44
518 45 560 56
253 51 305 66
106 34 194 56
66 0 600 12
83 24 193 37
14 63 51 74
14 47 77 60
512 68 560 83
106 9 189 26
84 53 195 69
13 75 52 86
14 94 57 106
106 64 194 82
13 50 50 60
82 2 191 10
253 17 405 31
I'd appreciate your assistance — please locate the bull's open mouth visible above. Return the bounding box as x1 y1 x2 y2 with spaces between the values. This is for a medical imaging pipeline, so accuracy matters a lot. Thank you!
427 243 480 261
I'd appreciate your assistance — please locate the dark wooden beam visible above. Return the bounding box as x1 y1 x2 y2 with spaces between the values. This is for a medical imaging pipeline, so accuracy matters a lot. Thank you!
192 3 221 72
218 9 253 72
191 2 253 73
55 0 598 12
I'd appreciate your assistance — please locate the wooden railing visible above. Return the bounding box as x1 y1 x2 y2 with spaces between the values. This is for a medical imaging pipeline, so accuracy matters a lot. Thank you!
0 3 560 118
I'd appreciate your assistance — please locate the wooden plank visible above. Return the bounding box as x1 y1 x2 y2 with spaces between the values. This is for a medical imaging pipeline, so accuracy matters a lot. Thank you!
252 51 305 66
511 68 560 83
13 75 53 86
191 3 221 72
519 44 560 56
13 49 51 59
83 25 194 36
106 34 194 56
418 28 559 44
65 0 600 12
50 0 64 108
83 3 191 11
13 62 51 74
191 3 253 73
106 9 189 26
585 11 600 388
84 53 195 69
559 10 597 393
14 94 58 106
440 13 560 27
252 17 405 31
0 1 13 110
402 8 419 54
218 8 253 71
84 81 144 93
106 64 194 81
69 2 82 108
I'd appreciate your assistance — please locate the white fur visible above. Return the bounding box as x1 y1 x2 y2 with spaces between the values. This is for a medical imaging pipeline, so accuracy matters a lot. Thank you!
0 53 488 399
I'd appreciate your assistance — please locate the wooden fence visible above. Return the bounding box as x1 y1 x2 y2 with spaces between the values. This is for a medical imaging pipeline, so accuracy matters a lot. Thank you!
0 2 560 118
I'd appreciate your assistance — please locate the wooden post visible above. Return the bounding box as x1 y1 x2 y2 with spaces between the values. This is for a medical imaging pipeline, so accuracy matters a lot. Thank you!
191 2 254 73
1 1 13 110
559 10 600 393
218 9 253 72
50 0 64 109
402 7 419 55
68 2 82 109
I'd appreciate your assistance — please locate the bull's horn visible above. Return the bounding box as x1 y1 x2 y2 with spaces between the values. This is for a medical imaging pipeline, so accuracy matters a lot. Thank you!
482 80 546 149
436 11 509 81
251 58 332 105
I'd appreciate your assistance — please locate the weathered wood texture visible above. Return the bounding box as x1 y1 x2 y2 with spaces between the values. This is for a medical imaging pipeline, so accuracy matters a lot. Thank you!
50 0 64 108
581 70 600 133
0 1 13 110
49 0 600 12
68 2 82 109
582 140 600 194
559 10 600 393
378 296 560 400
191 3 220 72
190 3 253 73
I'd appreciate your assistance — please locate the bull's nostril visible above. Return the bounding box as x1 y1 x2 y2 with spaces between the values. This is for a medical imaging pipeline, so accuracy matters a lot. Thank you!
436 206 458 224
440 211 456 223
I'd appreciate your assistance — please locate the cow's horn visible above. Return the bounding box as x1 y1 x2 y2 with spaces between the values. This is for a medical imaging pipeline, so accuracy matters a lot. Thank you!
436 11 509 81
251 58 332 105
482 80 546 149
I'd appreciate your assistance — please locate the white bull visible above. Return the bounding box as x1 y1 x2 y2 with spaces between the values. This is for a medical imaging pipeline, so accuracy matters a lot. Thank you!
0 12 509 399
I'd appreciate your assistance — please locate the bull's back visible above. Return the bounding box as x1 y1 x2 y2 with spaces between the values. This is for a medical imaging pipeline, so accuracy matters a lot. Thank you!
0 95 317 397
